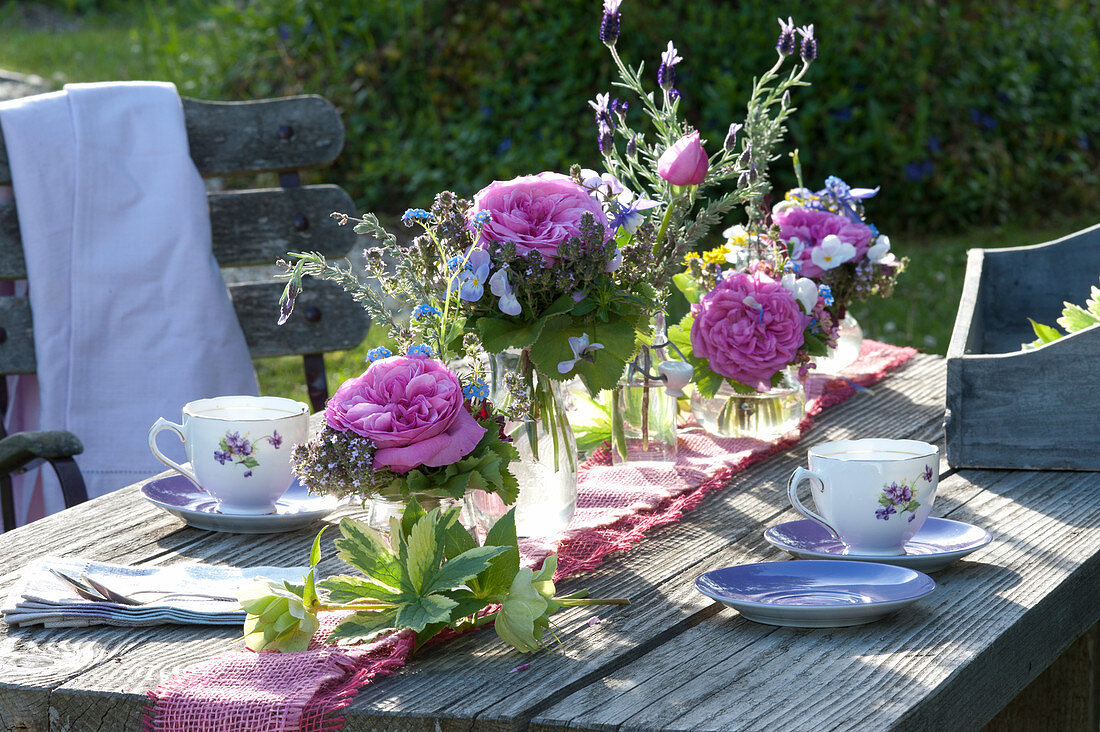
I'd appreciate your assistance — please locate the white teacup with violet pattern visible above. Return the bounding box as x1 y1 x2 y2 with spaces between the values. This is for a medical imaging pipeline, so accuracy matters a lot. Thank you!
787 438 939 556
149 396 310 515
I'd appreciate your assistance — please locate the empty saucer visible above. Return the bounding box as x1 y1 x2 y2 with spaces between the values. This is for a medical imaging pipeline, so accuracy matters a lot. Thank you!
695 560 935 628
141 474 346 534
764 517 992 572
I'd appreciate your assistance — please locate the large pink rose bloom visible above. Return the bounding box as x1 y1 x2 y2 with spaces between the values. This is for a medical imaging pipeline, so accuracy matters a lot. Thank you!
773 207 874 278
690 271 811 391
469 172 612 262
325 356 486 474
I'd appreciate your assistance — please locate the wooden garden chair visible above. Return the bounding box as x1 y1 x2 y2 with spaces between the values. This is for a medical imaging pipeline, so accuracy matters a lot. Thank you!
0 94 370 530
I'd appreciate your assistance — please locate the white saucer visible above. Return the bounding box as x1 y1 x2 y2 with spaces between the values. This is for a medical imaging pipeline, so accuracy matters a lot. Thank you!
764 517 992 572
141 474 346 534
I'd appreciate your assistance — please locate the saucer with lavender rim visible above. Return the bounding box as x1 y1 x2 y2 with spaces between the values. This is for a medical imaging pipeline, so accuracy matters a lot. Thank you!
764 517 992 572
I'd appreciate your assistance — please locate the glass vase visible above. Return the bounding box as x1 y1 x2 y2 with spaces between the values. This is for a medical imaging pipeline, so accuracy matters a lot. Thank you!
365 494 468 532
610 314 678 466
690 370 806 441
814 312 863 374
468 349 578 538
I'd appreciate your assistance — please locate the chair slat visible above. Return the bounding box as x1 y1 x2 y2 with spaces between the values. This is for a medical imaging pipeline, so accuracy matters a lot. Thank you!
0 95 345 184
0 185 359 279
0 279 370 374
230 279 370 358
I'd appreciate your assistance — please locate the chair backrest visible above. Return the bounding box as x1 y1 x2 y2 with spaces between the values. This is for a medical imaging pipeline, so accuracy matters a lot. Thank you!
0 94 370 412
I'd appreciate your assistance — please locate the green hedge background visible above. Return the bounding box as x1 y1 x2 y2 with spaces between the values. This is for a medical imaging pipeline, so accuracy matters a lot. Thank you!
142 0 1100 236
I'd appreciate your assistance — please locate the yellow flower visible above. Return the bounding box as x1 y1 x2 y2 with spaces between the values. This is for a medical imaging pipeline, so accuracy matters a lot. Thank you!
701 246 730 265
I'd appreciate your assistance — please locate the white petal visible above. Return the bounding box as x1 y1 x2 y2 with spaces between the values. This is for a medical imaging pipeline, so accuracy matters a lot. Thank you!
794 278 819 313
557 358 578 375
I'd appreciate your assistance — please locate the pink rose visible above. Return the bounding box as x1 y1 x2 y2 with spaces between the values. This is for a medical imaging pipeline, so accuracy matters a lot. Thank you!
690 271 811 391
657 132 709 186
469 172 612 263
773 207 874 278
325 356 486 474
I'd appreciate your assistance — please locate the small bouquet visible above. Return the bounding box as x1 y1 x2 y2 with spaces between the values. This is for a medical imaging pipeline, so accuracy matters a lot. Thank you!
772 166 905 317
290 351 519 506
669 247 835 398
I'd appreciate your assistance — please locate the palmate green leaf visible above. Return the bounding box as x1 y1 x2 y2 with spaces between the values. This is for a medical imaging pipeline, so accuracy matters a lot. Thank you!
476 313 555 353
395 593 459 632
1057 303 1100 333
318 574 402 603
441 511 479 561
1087 286 1100 318
473 509 521 600
334 518 403 590
672 271 703 304
425 545 510 596
328 609 399 645
529 315 641 394
400 508 446 596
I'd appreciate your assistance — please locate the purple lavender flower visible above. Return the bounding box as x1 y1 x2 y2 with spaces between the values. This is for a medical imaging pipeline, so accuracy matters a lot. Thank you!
589 93 614 129
923 464 934 483
600 0 622 46
723 122 743 153
214 449 231 465
277 279 300 326
798 24 816 62
269 430 283 450
598 120 614 154
776 17 796 56
243 470 253 478
657 41 682 93
876 505 896 521
626 134 638 158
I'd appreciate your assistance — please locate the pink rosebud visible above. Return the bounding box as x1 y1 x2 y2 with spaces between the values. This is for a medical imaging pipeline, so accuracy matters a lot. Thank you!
657 132 709 186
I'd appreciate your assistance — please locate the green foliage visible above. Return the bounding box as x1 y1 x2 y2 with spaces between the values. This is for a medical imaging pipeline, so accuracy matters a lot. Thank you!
1027 281 1100 348
128 0 1100 237
238 502 629 654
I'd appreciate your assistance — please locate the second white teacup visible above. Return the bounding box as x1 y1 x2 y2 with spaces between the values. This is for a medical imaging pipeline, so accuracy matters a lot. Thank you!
787 438 939 556
149 396 310 515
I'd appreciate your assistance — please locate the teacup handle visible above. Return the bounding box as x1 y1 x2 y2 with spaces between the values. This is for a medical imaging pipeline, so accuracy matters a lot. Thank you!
148 418 202 491
787 467 841 539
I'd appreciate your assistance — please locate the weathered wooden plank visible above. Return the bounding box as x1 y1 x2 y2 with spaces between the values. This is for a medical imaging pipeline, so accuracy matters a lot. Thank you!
527 468 1100 732
0 95 344 184
0 356 968 732
230 279 370 358
0 278 370 374
0 185 358 280
328 356 949 730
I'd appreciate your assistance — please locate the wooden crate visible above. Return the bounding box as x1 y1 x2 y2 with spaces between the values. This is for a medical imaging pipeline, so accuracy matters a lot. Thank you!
945 223 1100 470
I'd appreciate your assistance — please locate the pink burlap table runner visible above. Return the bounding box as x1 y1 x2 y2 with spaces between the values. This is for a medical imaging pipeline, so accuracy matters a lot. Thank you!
146 340 916 731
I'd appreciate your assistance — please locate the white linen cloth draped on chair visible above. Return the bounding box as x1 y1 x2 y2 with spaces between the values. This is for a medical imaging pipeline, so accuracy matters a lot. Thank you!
0 82 259 527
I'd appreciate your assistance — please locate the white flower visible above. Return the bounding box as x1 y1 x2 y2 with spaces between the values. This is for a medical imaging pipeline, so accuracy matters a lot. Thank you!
867 234 891 264
557 333 605 374
789 236 805 260
772 199 797 216
781 273 819 314
810 234 856 271
722 223 748 242
579 168 624 198
604 249 623 273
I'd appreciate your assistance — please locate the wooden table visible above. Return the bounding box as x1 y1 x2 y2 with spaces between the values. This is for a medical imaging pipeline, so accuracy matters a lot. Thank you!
1 354 1097 731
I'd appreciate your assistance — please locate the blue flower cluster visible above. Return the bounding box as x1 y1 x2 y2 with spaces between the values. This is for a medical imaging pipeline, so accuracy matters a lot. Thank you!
818 284 835 307
401 208 433 226
407 344 433 357
462 380 490 400
412 303 440 321
472 210 492 228
366 346 393 363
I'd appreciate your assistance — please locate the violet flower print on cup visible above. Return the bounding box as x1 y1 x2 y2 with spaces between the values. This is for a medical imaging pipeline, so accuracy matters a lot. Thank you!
876 478 921 523
214 429 284 478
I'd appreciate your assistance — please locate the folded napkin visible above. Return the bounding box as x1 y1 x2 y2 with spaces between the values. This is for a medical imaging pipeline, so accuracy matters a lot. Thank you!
0 82 259 528
2 557 305 628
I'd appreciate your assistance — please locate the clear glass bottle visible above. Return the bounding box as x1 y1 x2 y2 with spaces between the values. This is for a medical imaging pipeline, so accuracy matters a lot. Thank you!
610 314 678 466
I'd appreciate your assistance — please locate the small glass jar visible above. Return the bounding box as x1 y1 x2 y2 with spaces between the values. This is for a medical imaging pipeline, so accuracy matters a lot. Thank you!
690 370 805 441
814 313 863 374
610 313 679 467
